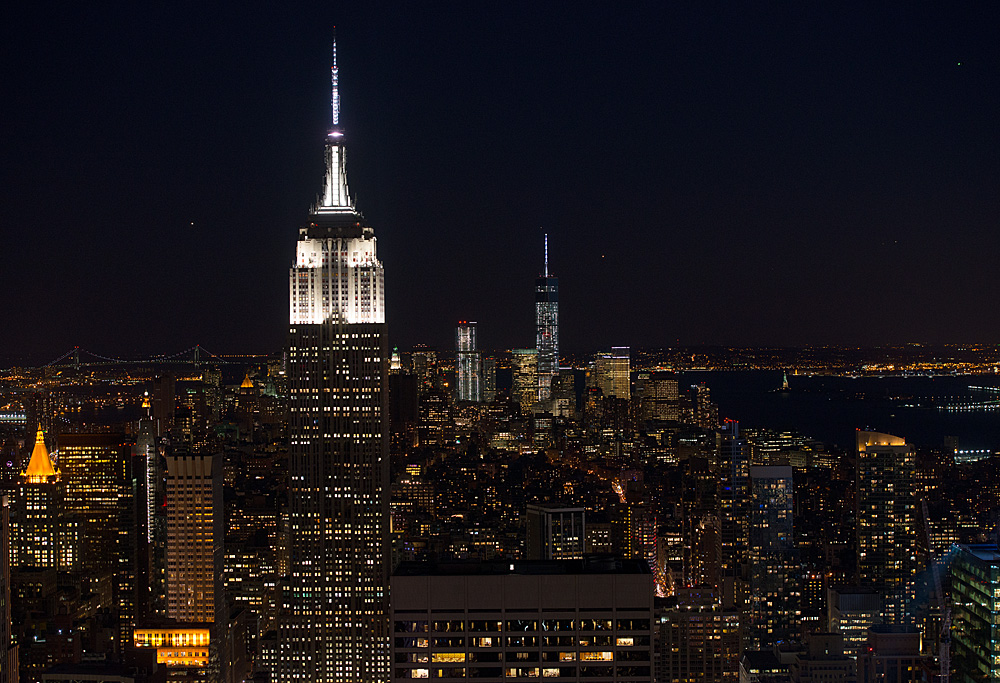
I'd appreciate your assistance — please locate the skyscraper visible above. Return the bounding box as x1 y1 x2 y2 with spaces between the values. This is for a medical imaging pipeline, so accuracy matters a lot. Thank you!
855 431 916 622
57 433 131 573
535 234 559 404
14 427 75 571
165 452 222 624
279 35 389 683
511 349 539 416
455 321 481 402
745 465 800 649
1 494 17 683
595 348 630 399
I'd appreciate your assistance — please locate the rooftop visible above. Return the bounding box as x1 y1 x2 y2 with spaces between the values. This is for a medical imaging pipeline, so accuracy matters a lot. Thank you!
394 556 649 577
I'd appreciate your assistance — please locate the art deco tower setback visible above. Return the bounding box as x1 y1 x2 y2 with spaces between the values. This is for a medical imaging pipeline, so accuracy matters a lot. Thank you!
279 36 389 683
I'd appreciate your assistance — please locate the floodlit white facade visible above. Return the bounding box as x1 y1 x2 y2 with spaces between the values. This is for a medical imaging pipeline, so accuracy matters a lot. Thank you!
278 36 390 683
289 139 385 326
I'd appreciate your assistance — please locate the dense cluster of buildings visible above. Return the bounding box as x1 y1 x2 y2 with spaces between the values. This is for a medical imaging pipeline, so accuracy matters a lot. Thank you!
5 38 1000 683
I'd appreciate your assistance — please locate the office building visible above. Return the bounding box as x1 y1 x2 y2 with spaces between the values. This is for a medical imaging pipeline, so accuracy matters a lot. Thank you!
412 346 439 394
390 558 654 683
745 465 800 650
165 452 222 623
596 348 630 400
57 432 132 574
279 36 390 683
856 432 917 622
455 321 481 403
481 355 497 403
789 633 856 683
641 372 679 422
1 495 16 683
827 588 883 658
14 427 75 571
536 234 559 404
512 349 539 416
952 544 1000 683
856 626 927 683
656 588 739 683
525 505 585 560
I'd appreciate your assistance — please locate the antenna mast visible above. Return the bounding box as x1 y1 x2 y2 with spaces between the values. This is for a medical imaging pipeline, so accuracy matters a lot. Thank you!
544 233 549 278
331 28 340 129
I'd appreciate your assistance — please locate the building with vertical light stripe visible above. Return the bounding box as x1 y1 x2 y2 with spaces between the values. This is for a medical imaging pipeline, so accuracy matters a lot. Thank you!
536 235 559 405
455 322 481 403
278 34 390 683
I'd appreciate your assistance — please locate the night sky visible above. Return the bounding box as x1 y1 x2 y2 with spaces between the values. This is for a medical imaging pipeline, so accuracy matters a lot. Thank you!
3 3 999 364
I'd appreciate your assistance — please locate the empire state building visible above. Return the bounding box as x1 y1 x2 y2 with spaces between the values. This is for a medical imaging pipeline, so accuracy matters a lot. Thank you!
278 36 389 683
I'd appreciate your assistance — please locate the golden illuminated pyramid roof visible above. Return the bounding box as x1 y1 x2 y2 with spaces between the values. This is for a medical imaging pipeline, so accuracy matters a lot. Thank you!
24 426 58 482
241 373 254 389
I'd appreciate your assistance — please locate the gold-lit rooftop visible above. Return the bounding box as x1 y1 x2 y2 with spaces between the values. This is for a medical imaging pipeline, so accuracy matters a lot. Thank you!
240 373 254 389
24 426 58 482
857 430 906 450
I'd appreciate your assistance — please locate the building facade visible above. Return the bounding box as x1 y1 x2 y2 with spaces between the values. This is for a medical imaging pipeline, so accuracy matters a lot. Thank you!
512 350 539 416
745 465 800 650
278 37 390 683
952 544 1000 683
535 235 559 404
456 322 481 403
390 559 654 683
855 432 917 622
525 506 586 560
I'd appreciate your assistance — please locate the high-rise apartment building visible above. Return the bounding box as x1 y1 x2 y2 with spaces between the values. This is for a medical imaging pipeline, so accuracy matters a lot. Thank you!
535 234 559 404
279 36 390 683
855 431 916 622
512 349 539 416
455 321 481 403
745 465 800 650
718 420 749 604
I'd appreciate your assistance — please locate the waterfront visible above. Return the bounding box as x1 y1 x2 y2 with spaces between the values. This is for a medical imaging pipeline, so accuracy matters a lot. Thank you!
681 371 1000 452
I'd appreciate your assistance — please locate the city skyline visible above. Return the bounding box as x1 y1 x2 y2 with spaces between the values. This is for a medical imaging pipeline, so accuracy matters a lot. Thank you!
4 3 1000 358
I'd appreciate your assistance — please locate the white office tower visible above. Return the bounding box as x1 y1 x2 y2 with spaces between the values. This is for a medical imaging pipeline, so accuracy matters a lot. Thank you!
455 321 481 402
278 35 390 683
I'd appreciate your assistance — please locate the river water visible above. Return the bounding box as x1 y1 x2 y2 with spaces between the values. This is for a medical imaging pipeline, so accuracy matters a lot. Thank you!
678 371 1000 452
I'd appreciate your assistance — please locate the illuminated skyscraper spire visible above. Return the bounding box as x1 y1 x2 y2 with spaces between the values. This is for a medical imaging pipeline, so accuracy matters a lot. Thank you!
281 33 389 683
536 234 559 403
544 233 549 278
331 27 340 130
318 28 352 212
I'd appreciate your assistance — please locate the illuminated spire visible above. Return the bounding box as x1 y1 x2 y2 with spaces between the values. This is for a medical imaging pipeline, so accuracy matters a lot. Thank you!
544 233 549 278
331 27 340 130
241 372 254 389
317 28 353 212
24 425 58 482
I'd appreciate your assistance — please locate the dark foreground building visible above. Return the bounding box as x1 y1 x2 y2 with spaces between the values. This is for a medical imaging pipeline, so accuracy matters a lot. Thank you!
390 558 654 683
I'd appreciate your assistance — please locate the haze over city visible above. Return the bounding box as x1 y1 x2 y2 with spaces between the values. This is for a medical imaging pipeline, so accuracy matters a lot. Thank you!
3 2 999 363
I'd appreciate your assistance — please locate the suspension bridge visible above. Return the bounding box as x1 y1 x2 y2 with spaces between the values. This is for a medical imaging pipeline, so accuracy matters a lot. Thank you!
41 345 248 370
